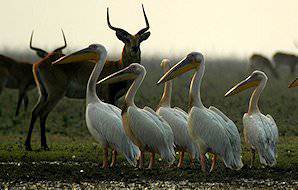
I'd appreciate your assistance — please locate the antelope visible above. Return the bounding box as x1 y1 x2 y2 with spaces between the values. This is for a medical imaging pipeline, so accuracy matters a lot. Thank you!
29 30 68 59
0 55 35 116
273 52 298 74
249 54 279 78
25 5 151 151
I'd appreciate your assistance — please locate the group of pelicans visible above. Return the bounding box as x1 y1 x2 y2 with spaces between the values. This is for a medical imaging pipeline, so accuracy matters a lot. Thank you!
52 43 297 173
0 5 298 173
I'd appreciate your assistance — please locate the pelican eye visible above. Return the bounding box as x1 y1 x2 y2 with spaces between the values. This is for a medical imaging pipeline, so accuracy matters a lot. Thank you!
89 45 97 50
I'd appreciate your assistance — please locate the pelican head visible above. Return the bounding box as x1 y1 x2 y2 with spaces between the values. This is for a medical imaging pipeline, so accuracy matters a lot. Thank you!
157 52 204 85
160 59 171 70
97 63 146 85
52 44 107 65
288 78 298 88
225 70 267 97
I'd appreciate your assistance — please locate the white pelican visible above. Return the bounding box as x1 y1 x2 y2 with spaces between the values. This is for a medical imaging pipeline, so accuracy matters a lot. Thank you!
157 52 243 173
225 70 279 167
53 44 140 168
156 59 199 168
289 78 298 88
98 63 175 169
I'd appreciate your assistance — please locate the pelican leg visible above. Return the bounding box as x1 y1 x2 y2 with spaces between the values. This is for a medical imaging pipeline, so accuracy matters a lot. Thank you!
177 151 185 168
189 152 195 169
250 148 256 168
110 149 117 167
148 152 155 169
210 154 217 173
200 153 207 173
139 151 145 169
102 146 109 169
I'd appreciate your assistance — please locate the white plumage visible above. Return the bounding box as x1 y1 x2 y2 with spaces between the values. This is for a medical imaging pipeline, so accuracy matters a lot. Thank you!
99 63 175 169
55 44 140 168
125 106 175 164
188 106 243 169
156 59 199 168
86 102 140 167
157 52 243 172
225 70 278 167
243 113 278 166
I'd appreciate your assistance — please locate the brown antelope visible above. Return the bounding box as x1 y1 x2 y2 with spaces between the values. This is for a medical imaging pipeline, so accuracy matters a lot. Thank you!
273 52 298 74
25 5 151 151
249 54 279 78
0 54 35 116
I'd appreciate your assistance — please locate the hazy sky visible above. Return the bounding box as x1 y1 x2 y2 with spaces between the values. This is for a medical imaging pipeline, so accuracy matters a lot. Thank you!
1 0 298 58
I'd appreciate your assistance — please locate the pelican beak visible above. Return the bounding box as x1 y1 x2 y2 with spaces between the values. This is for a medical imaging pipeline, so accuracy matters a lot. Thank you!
288 78 298 88
52 47 99 65
97 66 136 85
225 75 260 97
157 56 199 85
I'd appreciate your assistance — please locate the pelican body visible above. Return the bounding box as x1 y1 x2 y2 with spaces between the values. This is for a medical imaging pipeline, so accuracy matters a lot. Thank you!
98 63 175 169
158 52 243 173
156 59 199 168
53 44 139 168
225 70 278 167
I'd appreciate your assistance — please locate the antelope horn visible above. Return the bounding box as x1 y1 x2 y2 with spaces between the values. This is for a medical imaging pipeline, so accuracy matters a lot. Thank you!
137 4 150 35
107 7 130 35
29 30 47 54
54 29 67 52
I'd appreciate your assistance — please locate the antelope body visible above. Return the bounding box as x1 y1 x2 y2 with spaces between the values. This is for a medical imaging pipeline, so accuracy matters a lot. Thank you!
249 54 278 78
0 54 35 116
273 52 298 74
25 5 151 151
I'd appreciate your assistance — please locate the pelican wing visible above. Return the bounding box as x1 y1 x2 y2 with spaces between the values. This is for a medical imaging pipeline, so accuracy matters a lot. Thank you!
86 103 139 166
173 107 188 120
127 106 168 148
157 107 198 158
143 106 175 148
127 106 175 163
106 103 122 119
209 106 242 145
189 107 243 169
209 106 232 123
266 114 279 143
243 113 277 166
143 106 168 125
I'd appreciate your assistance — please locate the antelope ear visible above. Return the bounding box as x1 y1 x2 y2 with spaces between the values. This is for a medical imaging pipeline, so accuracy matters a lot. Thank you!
36 50 48 58
139 32 150 42
116 31 131 44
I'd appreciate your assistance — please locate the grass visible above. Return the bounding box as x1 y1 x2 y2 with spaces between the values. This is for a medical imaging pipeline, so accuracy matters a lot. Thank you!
0 51 297 183
0 136 297 182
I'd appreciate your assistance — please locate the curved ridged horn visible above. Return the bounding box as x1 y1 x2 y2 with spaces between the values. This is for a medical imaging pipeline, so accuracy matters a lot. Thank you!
107 7 130 35
29 30 47 55
137 4 150 35
53 29 67 52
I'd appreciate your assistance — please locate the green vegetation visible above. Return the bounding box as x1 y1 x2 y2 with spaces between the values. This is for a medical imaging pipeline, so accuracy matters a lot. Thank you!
0 53 297 185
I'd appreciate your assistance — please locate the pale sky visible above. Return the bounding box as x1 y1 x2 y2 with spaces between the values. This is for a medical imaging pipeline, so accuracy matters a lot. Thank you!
1 0 298 58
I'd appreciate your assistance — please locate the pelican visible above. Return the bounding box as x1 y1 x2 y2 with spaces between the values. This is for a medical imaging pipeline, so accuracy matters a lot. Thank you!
156 59 199 168
53 44 140 168
98 63 175 169
225 70 278 167
289 78 298 88
157 52 243 173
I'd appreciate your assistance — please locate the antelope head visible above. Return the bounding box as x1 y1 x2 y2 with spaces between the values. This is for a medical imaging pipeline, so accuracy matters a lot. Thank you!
30 29 67 59
107 4 150 64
